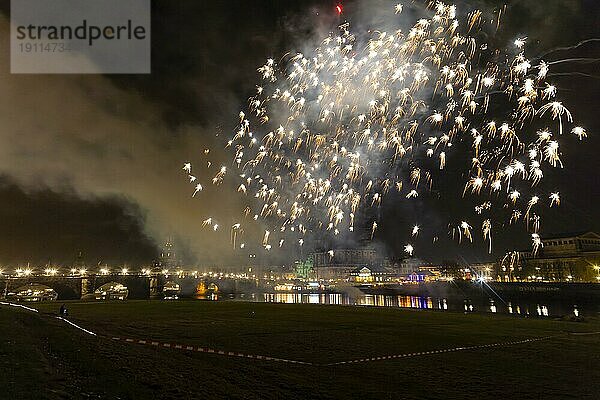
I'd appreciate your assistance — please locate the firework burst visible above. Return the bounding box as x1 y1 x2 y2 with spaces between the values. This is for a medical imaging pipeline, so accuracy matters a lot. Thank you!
184 1 588 258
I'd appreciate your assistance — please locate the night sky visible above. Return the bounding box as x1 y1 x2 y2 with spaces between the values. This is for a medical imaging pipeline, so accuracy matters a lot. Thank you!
0 0 598 266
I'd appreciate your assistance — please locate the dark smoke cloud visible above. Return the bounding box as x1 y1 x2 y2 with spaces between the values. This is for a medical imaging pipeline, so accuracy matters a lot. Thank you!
0 1 323 266
0 14 241 265
0 177 158 265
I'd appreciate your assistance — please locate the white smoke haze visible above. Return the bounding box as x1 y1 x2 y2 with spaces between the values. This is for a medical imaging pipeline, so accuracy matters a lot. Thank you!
0 16 249 265
181 0 595 265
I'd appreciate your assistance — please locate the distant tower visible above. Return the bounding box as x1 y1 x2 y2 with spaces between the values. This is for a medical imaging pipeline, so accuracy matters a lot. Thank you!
74 251 86 269
160 237 177 268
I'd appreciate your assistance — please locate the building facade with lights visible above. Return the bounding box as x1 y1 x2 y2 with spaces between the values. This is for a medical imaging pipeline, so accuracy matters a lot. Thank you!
349 266 396 283
312 248 380 280
509 231 600 282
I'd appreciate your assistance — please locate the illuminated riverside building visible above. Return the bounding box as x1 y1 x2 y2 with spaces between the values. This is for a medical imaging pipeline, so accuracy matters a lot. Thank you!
506 232 600 282
468 263 495 281
312 248 380 280
350 266 395 283
395 257 428 275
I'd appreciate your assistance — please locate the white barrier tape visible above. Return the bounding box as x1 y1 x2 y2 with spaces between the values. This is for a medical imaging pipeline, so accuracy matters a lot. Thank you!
0 302 95 337
51 325 597 367
56 316 97 336
2 302 596 367
325 335 559 366
567 331 600 336
0 301 39 313
109 335 314 365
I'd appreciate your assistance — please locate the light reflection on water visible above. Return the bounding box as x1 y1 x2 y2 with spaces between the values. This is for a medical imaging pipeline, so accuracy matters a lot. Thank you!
264 293 345 305
256 293 590 317
192 292 593 317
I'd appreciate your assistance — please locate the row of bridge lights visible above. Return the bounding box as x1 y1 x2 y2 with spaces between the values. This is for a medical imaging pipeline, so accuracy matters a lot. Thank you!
0 267 138 277
1 268 234 278
1 268 270 280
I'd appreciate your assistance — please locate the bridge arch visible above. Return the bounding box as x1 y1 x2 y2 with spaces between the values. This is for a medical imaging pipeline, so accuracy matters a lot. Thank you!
8 283 58 302
94 281 128 300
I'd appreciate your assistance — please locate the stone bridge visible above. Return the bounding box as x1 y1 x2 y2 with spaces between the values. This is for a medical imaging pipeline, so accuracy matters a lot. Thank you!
0 275 261 300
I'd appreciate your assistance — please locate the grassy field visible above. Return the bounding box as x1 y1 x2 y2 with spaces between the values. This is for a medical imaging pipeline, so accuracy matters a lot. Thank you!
1 300 599 399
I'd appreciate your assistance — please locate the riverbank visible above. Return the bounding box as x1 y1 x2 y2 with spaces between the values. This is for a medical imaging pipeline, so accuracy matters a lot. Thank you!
2 300 599 399
358 281 600 299
351 281 600 316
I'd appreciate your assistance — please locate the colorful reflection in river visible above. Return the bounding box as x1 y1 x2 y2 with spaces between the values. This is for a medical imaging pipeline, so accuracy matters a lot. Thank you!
264 293 346 305
258 293 588 317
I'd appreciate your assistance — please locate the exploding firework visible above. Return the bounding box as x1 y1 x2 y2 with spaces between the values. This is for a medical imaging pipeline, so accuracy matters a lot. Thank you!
184 1 588 258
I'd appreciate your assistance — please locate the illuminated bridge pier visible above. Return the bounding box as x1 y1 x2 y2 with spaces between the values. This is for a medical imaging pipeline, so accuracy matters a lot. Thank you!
0 270 263 300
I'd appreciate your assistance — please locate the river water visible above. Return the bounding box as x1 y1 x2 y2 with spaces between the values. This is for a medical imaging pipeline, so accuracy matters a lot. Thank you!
198 292 599 318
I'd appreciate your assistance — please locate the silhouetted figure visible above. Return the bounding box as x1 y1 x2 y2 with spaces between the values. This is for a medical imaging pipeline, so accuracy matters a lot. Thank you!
59 304 68 317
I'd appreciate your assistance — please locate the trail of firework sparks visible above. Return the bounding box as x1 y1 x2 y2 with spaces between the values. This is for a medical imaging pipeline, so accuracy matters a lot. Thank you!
183 1 588 258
